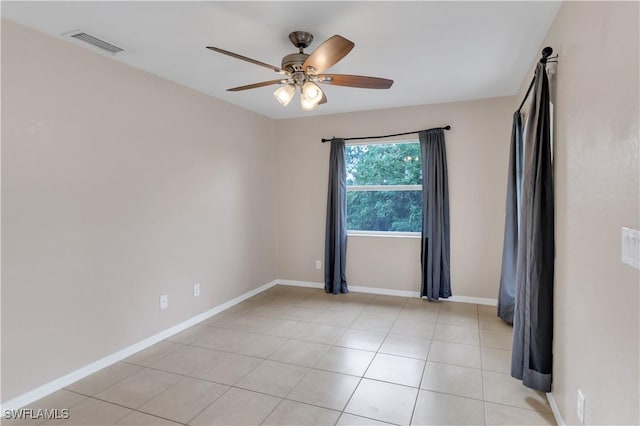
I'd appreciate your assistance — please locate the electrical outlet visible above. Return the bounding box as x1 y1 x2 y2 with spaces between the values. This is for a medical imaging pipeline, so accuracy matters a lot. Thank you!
159 295 168 310
316 260 322 269
577 389 585 424
622 227 640 269
193 283 201 297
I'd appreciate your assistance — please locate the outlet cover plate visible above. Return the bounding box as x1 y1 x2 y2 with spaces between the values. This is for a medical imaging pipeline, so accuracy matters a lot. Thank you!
193 283 201 297
622 227 640 269
159 295 168 310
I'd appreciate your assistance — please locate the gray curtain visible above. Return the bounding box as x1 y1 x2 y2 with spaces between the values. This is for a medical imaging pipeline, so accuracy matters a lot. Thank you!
511 63 554 392
419 129 451 300
324 139 349 294
498 112 524 324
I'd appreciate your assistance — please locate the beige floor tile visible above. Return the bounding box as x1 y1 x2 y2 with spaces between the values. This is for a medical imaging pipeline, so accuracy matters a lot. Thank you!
439 302 478 315
340 292 377 303
165 325 212 344
313 346 375 376
404 298 440 309
66 363 142 396
361 304 402 319
199 311 243 327
390 319 436 340
150 346 216 376
334 329 386 352
192 328 287 358
237 333 290 358
400 303 440 317
189 387 280 426
223 315 307 338
188 350 263 385
482 348 512 374
138 377 228 424
94 368 182 409
123 341 183 367
281 306 325 322
433 324 480 346
45 397 132 425
480 330 513 350
478 304 498 316
427 341 482 368
191 327 247 352
350 313 395 333
479 314 513 332
114 411 181 425
483 371 551 412
379 335 431 360
269 339 330 367
248 304 293 319
398 306 440 319
365 353 425 387
411 390 485 425
23 389 88 411
437 311 479 328
287 369 360 411
326 300 369 313
420 362 483 400
485 402 556 425
372 295 409 306
262 400 340 426
313 309 360 327
345 379 418 425
235 360 308 397
336 413 394 425
294 323 346 345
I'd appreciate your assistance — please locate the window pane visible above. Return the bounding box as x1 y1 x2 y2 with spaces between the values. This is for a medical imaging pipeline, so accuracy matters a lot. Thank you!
345 143 422 186
347 190 422 232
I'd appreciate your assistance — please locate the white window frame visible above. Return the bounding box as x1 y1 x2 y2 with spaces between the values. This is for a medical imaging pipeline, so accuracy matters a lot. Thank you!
345 138 422 237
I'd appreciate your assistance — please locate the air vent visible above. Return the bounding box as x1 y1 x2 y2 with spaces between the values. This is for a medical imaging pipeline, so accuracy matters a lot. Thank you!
68 32 124 54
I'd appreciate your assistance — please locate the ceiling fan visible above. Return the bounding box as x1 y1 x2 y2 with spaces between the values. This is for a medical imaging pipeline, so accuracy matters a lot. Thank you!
206 31 394 111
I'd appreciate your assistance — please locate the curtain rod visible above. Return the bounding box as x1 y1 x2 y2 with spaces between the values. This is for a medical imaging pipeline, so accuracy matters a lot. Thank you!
517 46 557 113
321 125 451 143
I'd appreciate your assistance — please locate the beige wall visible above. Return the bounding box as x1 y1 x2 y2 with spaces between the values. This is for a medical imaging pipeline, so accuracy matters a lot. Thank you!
533 2 639 424
276 97 515 298
1 20 278 401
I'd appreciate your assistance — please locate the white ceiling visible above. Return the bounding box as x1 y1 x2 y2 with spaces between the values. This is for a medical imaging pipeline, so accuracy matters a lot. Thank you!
1 1 561 119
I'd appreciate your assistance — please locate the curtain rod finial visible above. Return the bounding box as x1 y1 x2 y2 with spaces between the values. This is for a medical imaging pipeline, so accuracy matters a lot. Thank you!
444 125 451 130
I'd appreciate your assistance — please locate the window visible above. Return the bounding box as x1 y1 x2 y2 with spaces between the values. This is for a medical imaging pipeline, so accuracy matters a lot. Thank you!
346 141 422 234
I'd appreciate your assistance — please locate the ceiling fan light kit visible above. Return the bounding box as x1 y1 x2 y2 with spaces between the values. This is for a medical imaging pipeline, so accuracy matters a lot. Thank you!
206 31 393 111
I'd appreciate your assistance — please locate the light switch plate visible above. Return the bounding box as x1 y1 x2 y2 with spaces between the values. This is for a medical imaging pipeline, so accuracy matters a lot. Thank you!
622 227 640 269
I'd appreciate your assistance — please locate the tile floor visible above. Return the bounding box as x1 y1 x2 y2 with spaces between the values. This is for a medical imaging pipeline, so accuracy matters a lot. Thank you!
7 285 556 426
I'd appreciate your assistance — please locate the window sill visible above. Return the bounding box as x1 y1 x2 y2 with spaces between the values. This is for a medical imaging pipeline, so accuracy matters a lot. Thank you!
347 231 421 239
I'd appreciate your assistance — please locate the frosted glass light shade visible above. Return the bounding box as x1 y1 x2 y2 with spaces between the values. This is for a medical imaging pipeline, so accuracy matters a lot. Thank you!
301 81 323 104
300 93 318 111
273 84 295 106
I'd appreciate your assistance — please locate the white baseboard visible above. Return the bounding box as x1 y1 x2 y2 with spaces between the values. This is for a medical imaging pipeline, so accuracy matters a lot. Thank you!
546 392 565 426
0 279 279 411
276 279 498 306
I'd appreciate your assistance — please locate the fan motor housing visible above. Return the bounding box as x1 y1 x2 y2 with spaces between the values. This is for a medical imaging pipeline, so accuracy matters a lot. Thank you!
281 53 309 72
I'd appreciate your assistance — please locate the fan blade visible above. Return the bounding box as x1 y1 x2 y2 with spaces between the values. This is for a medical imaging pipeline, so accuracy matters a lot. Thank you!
302 35 354 74
227 80 285 92
206 46 283 73
318 92 328 105
318 74 393 89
